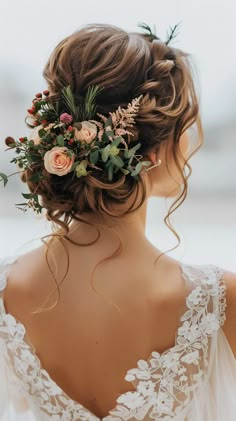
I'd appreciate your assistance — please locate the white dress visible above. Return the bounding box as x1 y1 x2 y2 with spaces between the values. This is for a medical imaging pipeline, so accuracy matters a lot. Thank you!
0 254 236 421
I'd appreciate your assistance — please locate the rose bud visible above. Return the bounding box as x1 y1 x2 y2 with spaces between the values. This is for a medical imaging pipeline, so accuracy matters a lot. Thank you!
43 90 50 96
67 125 74 132
5 136 16 147
19 137 27 143
35 93 42 98
41 119 48 125
33 120 39 126
27 108 35 115
68 139 75 145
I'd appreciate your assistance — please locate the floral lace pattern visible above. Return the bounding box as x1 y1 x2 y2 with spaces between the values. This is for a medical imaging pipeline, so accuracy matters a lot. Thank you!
105 264 227 421
0 257 227 420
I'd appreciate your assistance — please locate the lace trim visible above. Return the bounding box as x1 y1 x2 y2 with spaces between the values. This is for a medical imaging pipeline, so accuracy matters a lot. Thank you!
106 264 224 420
217 268 227 326
0 301 99 421
0 258 228 421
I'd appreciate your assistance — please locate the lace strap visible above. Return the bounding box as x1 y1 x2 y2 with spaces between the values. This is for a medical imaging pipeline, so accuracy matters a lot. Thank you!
0 255 18 292
180 263 227 329
216 267 227 327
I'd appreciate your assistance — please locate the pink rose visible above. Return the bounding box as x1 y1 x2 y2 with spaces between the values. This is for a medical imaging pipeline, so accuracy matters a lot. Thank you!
74 121 97 144
44 146 75 176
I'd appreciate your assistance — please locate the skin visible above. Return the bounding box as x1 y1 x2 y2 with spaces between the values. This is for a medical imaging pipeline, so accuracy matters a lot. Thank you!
3 130 236 418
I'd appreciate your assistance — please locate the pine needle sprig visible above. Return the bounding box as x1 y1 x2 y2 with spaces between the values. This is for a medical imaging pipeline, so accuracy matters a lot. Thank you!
137 22 160 41
82 85 104 121
137 21 181 46
61 85 78 120
165 22 181 45
61 85 103 122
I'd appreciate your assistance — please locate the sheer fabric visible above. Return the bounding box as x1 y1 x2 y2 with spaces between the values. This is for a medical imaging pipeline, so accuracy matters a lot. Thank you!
0 254 235 420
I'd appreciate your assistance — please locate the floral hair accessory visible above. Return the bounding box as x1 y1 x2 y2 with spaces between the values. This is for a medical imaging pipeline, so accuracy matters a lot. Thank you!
1 85 153 214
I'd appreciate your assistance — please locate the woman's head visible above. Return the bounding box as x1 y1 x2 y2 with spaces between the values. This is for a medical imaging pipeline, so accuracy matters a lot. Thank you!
19 22 203 314
23 22 202 227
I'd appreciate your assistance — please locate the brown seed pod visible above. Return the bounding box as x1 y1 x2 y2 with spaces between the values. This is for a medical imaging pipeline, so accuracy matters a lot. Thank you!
5 136 16 147
73 122 82 130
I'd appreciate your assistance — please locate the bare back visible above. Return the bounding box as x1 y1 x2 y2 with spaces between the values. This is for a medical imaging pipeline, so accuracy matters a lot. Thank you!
3 238 189 418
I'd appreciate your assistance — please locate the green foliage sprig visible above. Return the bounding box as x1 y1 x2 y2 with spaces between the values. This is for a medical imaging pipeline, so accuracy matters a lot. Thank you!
1 85 152 214
138 21 181 45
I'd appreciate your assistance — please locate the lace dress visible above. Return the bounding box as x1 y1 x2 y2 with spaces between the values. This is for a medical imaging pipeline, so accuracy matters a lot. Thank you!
0 254 236 421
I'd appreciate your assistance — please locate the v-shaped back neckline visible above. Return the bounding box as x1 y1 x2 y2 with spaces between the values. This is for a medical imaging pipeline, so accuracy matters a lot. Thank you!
0 254 223 420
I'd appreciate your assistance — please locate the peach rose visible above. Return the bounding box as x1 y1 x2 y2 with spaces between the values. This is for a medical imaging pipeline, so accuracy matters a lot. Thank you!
74 121 97 144
44 146 75 176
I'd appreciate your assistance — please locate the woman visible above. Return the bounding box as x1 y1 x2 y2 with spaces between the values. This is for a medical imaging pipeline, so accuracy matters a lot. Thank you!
0 23 236 420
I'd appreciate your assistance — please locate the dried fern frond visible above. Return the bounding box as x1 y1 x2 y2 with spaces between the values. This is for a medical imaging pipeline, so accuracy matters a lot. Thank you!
109 95 143 130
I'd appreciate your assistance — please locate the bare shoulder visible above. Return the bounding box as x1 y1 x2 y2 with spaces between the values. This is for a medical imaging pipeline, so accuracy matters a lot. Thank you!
148 252 188 308
3 245 53 314
221 269 236 357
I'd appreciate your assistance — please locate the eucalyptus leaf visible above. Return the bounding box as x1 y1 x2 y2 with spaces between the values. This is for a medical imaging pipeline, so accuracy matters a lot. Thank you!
105 115 113 128
22 193 34 199
14 202 28 206
128 155 134 165
108 164 114 181
124 149 130 159
56 135 65 147
102 132 110 144
111 136 122 147
131 161 143 176
128 142 141 156
105 130 114 138
0 172 8 187
120 168 130 175
110 155 124 168
101 145 110 162
90 149 99 164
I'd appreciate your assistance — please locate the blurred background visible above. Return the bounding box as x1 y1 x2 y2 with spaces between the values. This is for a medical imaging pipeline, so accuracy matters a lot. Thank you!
0 0 235 270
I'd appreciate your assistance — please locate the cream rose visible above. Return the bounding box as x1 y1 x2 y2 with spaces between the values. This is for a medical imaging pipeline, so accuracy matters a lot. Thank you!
74 121 97 144
30 125 42 145
30 123 54 145
44 146 75 176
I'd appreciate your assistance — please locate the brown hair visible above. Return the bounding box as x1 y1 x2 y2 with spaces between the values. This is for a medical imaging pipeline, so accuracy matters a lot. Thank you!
21 23 203 314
